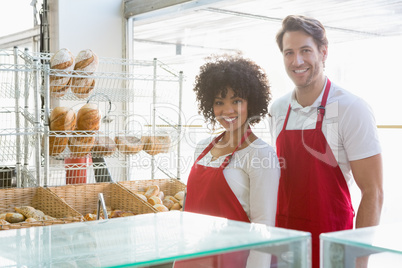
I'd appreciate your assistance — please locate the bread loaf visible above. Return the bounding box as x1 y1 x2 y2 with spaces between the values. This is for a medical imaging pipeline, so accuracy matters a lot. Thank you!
72 49 98 99
50 48 75 98
6 212 25 223
74 49 99 73
115 136 144 155
15 206 45 221
50 78 71 98
68 134 95 156
142 135 171 155
50 107 76 131
49 136 68 156
92 136 116 157
76 103 101 132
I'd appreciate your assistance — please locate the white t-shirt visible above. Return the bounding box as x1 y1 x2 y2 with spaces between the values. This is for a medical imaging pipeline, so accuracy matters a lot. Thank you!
269 79 382 187
194 137 280 226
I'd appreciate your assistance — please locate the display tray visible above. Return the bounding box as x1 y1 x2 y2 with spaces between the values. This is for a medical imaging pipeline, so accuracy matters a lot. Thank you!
320 222 402 267
46 182 156 220
0 211 311 267
0 187 83 230
118 178 187 212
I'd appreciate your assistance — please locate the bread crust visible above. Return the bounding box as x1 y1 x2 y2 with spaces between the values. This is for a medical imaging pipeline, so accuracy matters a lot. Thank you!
76 103 101 132
68 134 95 156
50 107 77 131
92 136 116 157
115 136 144 154
49 48 75 97
49 136 68 156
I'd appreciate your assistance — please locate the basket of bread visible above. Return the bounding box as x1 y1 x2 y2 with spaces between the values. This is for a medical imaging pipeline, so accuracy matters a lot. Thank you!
118 178 186 213
0 187 83 230
46 182 156 221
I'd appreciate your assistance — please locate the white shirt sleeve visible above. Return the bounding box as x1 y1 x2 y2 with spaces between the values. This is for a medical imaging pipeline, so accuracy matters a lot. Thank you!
340 97 382 161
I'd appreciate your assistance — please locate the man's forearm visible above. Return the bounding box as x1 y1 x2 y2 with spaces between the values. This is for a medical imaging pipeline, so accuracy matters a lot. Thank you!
355 190 383 228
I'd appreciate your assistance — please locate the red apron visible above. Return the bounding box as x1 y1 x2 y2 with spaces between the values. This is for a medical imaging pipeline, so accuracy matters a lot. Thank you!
174 129 251 268
275 79 354 268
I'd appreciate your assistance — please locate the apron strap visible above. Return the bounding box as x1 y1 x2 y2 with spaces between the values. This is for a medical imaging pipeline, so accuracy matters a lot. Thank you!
316 78 331 129
194 132 226 164
283 104 292 129
283 78 332 130
220 127 253 169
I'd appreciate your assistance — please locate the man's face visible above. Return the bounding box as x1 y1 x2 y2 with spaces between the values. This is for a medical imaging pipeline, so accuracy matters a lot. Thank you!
282 30 327 89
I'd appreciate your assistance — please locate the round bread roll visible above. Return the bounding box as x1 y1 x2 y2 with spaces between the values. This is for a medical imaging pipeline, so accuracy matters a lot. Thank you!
164 196 179 204
72 49 98 99
157 191 164 201
170 203 181 211
49 48 75 98
50 107 76 131
174 191 185 201
92 136 116 157
144 185 160 199
153 204 169 212
148 196 162 206
115 135 144 155
84 213 97 221
25 217 37 223
49 136 68 156
76 103 101 132
163 199 175 210
121 211 135 217
68 134 95 156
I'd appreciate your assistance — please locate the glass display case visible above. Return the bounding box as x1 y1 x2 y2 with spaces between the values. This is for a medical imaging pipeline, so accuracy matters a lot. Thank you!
0 211 311 267
320 222 402 267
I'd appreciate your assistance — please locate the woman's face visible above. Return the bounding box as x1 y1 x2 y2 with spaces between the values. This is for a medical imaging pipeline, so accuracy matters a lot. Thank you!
213 87 248 132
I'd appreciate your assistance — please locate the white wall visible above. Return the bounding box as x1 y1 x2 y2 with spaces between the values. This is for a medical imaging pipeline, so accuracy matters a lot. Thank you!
50 0 124 58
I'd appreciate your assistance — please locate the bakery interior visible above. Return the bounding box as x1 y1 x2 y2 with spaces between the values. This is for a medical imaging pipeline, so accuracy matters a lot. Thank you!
0 0 402 267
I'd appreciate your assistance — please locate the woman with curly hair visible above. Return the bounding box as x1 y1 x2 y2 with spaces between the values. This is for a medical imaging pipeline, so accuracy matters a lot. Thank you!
175 54 280 268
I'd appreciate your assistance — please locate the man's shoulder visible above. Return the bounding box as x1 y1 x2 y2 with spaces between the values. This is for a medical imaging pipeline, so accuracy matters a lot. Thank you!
270 92 292 115
329 82 370 110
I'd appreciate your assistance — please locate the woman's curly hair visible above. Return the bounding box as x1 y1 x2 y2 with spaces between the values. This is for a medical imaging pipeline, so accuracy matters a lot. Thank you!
193 53 271 127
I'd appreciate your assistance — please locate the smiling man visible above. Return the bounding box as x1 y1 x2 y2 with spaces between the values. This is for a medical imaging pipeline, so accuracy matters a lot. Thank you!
269 15 383 268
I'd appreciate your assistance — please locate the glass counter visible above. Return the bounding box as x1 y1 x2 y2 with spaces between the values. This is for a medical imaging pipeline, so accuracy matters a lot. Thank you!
320 222 402 267
0 211 311 267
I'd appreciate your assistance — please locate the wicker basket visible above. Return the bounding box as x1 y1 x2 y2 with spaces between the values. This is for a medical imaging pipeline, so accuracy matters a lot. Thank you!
0 187 83 230
47 182 156 218
118 178 187 212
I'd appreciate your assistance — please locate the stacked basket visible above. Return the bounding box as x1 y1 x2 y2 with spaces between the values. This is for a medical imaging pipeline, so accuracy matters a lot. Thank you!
0 187 83 230
46 182 156 219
